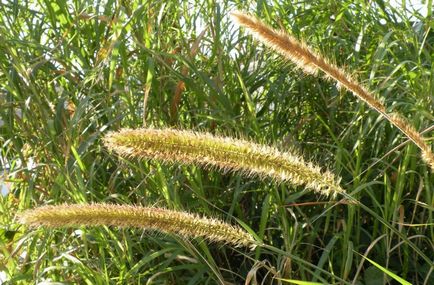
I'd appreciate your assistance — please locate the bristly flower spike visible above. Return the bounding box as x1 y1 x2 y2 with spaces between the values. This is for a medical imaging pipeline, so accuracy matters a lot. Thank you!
103 128 344 197
230 11 434 171
19 203 257 249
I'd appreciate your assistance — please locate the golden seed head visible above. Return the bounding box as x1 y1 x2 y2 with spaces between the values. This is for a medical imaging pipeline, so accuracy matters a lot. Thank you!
19 203 256 249
104 128 344 196
231 10 434 171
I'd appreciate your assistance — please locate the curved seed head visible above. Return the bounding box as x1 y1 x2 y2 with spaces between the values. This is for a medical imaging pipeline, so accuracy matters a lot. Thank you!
19 203 257 249
231 10 434 171
104 128 344 197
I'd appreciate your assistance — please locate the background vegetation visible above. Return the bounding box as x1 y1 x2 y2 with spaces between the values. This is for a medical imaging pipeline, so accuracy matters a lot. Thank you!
0 0 433 284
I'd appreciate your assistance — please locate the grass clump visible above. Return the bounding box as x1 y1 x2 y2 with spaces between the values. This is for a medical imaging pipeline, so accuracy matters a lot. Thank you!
1 1 433 284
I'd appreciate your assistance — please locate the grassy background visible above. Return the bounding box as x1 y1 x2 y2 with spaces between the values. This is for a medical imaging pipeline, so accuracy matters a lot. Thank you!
0 0 433 284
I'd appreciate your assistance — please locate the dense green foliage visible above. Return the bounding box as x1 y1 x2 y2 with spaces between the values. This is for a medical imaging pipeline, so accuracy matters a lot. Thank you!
1 0 433 284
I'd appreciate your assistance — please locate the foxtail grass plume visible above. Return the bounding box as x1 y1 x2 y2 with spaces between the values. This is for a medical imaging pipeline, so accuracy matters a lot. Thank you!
103 128 344 197
231 11 434 171
19 203 256 249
